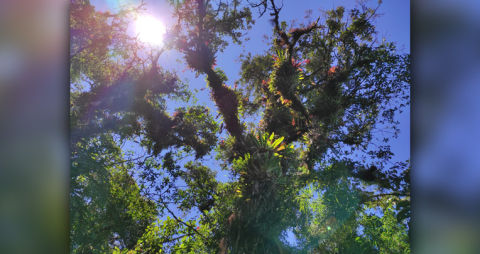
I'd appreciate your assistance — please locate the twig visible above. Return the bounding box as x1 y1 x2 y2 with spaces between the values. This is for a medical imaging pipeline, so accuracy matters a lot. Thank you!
159 199 206 239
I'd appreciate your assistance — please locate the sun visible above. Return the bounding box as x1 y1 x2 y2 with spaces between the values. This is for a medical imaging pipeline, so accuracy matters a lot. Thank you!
134 15 166 46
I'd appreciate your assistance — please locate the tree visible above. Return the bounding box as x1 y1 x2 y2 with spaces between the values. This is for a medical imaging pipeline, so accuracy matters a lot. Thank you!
70 0 410 253
70 0 218 251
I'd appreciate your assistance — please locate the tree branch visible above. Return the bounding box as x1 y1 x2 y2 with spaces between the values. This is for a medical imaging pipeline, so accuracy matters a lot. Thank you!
159 198 206 239
370 192 410 198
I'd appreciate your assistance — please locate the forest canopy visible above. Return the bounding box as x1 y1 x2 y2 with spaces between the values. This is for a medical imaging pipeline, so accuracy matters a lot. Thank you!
70 0 410 253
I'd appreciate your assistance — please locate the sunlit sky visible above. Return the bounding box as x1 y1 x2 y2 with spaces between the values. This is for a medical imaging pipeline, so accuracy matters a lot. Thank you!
134 15 166 45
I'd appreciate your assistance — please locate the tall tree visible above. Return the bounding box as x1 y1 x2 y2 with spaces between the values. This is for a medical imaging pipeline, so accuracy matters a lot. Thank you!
163 0 409 253
70 0 410 253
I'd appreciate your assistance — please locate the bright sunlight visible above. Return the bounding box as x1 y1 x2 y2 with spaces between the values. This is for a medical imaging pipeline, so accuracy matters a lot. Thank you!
134 15 166 45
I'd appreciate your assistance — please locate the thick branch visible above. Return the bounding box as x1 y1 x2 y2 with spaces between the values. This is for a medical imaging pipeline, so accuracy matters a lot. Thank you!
269 0 288 47
182 0 244 140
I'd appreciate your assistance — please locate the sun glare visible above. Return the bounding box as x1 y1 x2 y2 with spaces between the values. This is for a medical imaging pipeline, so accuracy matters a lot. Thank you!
134 15 166 46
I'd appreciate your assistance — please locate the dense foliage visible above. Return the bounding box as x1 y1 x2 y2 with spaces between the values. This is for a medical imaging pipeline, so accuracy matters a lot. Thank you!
70 0 410 253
